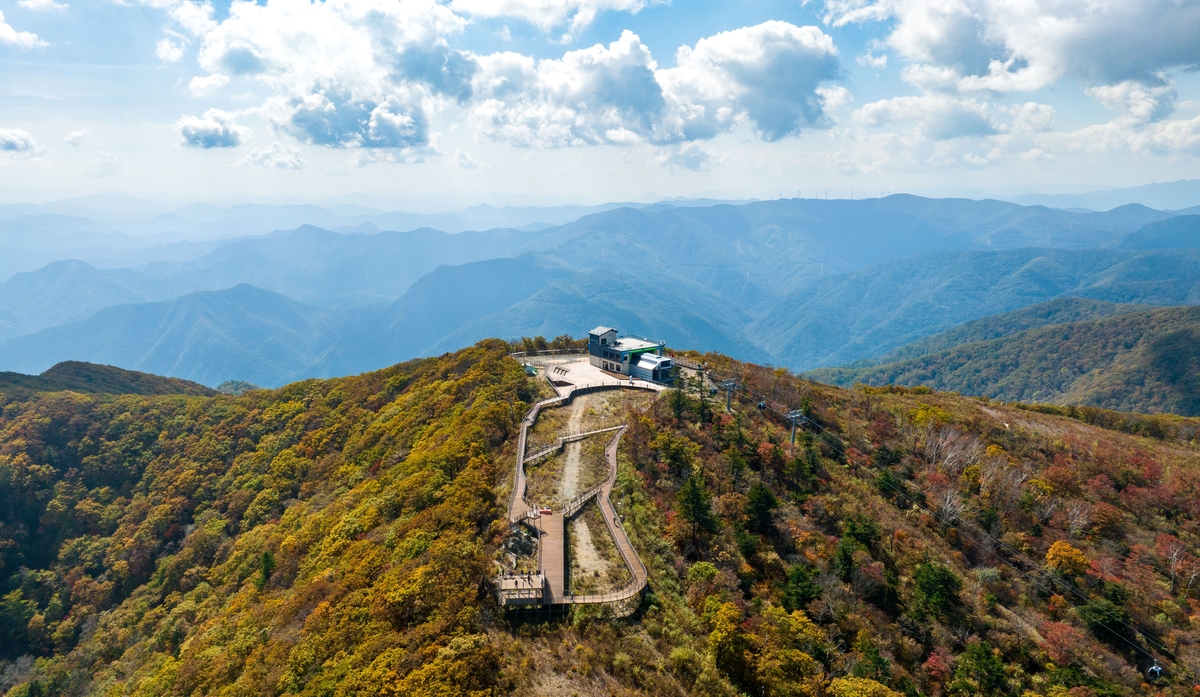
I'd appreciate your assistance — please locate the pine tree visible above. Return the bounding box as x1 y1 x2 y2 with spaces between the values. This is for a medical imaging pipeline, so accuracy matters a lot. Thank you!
676 473 718 551
746 482 777 534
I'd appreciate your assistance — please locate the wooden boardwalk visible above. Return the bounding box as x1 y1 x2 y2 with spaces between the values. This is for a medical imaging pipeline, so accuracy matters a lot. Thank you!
500 377 659 609
535 511 566 600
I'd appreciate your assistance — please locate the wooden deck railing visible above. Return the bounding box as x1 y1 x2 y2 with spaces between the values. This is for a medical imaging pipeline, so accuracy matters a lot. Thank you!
523 425 624 465
502 376 654 612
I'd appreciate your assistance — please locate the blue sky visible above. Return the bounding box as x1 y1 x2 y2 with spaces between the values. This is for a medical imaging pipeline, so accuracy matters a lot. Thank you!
1 0 1198 208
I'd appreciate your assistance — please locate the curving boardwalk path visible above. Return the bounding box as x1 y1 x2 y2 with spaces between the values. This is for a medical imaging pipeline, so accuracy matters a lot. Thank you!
499 376 660 609
563 429 648 605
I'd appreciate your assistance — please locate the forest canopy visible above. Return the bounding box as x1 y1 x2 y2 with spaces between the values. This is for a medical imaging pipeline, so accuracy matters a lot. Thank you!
0 341 1198 696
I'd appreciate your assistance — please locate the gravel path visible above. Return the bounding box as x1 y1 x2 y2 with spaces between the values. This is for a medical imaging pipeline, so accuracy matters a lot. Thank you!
559 397 586 500
569 516 606 586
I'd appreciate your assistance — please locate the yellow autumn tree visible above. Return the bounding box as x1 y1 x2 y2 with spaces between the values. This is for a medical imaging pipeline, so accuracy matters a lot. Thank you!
1046 540 1090 577
828 676 903 697
708 601 758 688
756 605 827 697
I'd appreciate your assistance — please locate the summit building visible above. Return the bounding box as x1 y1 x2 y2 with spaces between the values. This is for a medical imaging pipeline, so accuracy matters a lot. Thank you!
586 326 674 383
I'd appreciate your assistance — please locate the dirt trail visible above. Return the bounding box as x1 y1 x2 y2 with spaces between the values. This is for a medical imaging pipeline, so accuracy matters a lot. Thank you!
570 517 605 583
559 397 586 500
561 397 607 587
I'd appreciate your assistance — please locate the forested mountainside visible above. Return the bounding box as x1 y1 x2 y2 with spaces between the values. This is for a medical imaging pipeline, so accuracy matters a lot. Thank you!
0 362 214 397
2 343 1200 696
809 306 1200 416
1118 216 1200 250
845 299 1146 368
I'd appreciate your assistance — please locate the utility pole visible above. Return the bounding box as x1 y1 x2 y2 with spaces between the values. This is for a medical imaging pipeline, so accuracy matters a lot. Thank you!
787 409 806 445
720 379 738 412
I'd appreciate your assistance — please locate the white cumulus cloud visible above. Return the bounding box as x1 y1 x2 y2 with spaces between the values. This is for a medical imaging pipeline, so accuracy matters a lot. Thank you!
659 21 843 142
156 37 185 62
0 10 45 48
822 0 1200 159
471 22 843 148
177 109 249 148
656 142 713 171
854 94 996 140
1045 114 1200 157
131 0 215 36
0 128 38 152
450 0 648 41
239 142 306 169
823 0 1200 94
1009 102 1056 134
187 0 469 149
17 0 68 10
138 2 843 155
470 31 665 147
857 51 887 69
63 130 88 147
1087 80 1177 124
189 73 229 95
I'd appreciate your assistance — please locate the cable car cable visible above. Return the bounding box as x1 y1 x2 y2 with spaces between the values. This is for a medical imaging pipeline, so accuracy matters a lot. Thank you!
707 370 1192 679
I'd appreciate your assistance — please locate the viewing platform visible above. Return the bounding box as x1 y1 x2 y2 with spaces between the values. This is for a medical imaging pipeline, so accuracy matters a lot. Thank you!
498 354 660 613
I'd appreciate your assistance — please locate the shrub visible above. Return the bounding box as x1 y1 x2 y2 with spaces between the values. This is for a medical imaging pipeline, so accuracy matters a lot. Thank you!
948 640 1007 696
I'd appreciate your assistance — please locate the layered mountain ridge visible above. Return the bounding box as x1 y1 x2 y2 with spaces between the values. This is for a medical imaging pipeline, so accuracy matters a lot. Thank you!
1 195 1198 391
809 301 1200 415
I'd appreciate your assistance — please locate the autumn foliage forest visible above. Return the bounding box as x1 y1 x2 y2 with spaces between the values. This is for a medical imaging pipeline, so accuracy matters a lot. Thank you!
0 340 1199 696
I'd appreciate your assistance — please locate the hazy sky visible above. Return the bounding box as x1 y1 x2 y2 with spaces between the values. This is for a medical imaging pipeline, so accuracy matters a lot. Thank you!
1 0 1199 206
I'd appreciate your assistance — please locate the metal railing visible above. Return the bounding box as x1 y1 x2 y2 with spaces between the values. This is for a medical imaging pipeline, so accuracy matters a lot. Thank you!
509 348 588 358
523 425 624 465
624 334 666 347
502 375 655 612
506 394 567 522
554 428 648 607
562 482 604 519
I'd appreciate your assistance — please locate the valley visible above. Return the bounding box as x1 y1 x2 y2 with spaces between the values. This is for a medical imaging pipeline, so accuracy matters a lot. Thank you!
2 196 1200 390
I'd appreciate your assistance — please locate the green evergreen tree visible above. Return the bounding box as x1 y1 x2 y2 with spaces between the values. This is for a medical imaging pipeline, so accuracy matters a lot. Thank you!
676 474 718 551
257 551 276 590
948 640 1007 696
850 630 891 684
669 383 689 424
746 482 777 534
912 562 963 623
782 563 822 613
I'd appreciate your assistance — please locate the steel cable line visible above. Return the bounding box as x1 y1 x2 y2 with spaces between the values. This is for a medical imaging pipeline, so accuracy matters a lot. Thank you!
700 371 1190 676
690 367 1162 652
787 412 1188 678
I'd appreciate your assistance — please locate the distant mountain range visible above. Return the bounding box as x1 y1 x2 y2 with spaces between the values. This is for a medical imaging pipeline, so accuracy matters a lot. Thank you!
1116 214 1200 249
1011 179 1200 212
1 194 1200 388
808 301 1200 416
838 297 1146 366
753 246 1200 369
0 285 344 387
